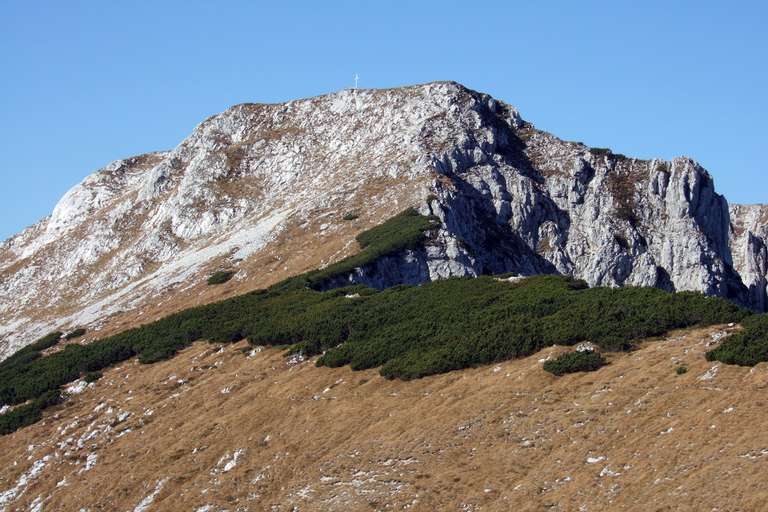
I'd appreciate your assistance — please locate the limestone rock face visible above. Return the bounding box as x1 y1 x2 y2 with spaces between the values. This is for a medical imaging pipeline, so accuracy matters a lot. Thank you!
730 204 768 311
424 123 748 300
0 81 764 358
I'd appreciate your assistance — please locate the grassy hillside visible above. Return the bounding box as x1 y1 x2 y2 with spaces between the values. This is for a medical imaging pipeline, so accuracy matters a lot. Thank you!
0 209 755 435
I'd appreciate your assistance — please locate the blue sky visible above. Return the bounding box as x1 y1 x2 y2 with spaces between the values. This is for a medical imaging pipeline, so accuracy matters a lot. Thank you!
1 1 766 241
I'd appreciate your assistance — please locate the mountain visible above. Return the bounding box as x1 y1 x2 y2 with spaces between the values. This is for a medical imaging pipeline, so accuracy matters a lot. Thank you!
2 82 768 511
1 81 765 360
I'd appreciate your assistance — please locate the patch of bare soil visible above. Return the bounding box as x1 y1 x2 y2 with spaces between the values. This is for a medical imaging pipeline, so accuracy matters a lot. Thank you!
2 324 767 511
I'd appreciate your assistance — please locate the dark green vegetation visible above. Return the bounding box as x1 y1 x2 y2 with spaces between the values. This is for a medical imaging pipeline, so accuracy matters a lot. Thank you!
589 147 626 160
0 390 61 436
543 351 607 376
287 208 439 289
24 331 62 353
590 147 612 157
83 371 103 383
0 331 62 383
0 330 65 435
315 277 745 379
0 209 754 435
706 314 768 366
676 365 688 375
0 275 743 416
64 328 87 340
342 212 359 221
207 270 236 285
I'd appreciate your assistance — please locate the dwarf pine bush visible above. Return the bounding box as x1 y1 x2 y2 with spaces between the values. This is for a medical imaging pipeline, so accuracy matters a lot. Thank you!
207 270 236 285
543 351 606 376
65 328 87 340
706 314 768 366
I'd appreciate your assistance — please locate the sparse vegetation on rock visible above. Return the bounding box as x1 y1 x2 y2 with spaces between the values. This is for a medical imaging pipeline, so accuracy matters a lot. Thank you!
589 147 627 160
607 171 641 226
590 147 612 157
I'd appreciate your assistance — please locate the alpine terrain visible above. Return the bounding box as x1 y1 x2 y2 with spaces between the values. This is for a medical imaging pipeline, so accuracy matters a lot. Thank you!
1 82 767 511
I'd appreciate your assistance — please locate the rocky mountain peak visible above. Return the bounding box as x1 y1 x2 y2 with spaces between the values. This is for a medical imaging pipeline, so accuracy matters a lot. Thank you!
0 81 765 358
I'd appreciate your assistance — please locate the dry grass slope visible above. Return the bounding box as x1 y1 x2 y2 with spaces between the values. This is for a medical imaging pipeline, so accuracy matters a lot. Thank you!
1 325 768 511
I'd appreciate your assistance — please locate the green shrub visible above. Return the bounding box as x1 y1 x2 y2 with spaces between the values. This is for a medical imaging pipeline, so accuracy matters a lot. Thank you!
64 328 87 340
543 351 606 376
0 331 62 385
207 270 236 285
675 365 688 375
590 147 612 157
0 390 61 436
706 314 768 366
342 212 359 221
83 371 103 383
294 208 439 289
27 331 63 352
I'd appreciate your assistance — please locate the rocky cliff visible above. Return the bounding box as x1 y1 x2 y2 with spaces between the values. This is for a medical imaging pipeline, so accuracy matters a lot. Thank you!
730 204 768 312
0 81 765 358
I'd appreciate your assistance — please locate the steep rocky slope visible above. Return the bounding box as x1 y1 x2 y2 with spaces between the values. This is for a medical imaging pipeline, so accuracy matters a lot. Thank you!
1 81 766 359
2 325 768 511
730 204 768 312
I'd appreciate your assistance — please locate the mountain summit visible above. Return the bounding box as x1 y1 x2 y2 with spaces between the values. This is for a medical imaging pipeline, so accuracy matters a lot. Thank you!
1 81 766 358
1 82 768 512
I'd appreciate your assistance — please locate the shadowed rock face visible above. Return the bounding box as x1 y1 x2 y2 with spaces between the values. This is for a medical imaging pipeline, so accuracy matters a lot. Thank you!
0 81 764 356
730 204 768 311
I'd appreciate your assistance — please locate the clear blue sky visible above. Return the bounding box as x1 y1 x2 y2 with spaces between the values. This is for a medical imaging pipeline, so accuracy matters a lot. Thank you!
1 1 766 241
